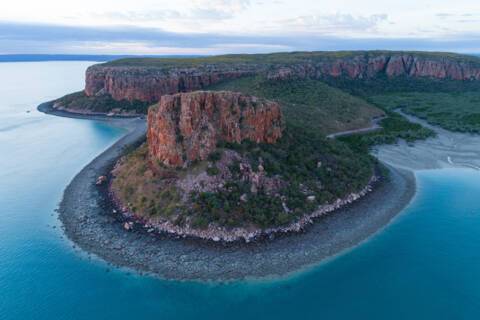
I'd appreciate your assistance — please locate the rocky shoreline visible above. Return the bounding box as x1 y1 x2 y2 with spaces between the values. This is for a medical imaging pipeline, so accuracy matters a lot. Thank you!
111 174 380 243
39 100 416 281
38 100 143 119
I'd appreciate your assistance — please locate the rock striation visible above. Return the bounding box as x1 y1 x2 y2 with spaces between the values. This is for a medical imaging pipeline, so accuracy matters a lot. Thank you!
147 91 283 167
267 53 480 81
85 52 480 102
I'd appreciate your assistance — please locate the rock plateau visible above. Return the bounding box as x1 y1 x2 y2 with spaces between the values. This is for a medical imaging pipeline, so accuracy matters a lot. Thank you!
85 52 480 103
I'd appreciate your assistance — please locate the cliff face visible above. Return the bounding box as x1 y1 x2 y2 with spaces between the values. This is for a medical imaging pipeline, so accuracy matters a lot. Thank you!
266 54 480 81
85 66 258 102
147 91 283 167
85 52 480 102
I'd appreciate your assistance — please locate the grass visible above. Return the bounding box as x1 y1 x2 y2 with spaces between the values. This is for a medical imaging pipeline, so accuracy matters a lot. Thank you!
325 75 480 97
111 145 183 219
209 76 384 135
209 76 434 148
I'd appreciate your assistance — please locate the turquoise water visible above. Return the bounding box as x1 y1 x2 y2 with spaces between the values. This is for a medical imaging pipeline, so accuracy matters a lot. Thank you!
1 62 480 319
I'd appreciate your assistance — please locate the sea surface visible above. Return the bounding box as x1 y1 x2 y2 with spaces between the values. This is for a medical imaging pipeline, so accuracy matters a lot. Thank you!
1 62 480 319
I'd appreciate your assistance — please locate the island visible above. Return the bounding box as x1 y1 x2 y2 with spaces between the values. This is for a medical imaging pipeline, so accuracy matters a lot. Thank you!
40 50 480 280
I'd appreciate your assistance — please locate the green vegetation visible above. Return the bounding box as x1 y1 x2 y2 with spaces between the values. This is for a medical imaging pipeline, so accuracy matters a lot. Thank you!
339 111 435 153
209 76 384 135
210 76 434 148
55 91 150 114
102 50 480 69
325 75 480 97
206 166 220 176
111 73 389 229
113 125 375 229
369 92 480 133
111 71 442 231
188 126 374 228
111 145 183 219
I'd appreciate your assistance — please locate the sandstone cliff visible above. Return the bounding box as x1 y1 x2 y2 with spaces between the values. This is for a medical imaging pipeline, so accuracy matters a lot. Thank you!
267 53 480 81
85 52 480 102
147 91 283 167
85 65 257 102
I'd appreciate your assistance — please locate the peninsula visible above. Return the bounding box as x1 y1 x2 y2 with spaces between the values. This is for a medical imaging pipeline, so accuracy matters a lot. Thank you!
43 50 480 280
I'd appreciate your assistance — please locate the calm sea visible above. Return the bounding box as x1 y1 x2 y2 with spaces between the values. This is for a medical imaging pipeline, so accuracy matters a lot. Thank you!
1 61 480 319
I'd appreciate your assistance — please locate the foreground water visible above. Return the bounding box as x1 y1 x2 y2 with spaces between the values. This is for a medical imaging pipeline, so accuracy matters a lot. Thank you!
1 62 480 319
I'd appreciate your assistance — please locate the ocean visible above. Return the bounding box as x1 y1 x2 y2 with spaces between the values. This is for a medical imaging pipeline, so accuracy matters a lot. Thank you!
1 61 479 319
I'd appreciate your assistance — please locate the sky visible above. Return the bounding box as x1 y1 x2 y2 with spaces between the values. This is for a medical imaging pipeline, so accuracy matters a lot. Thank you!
1 0 480 55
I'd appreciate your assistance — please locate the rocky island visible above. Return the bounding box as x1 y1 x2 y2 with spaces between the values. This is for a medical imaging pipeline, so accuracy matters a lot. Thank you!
41 50 480 280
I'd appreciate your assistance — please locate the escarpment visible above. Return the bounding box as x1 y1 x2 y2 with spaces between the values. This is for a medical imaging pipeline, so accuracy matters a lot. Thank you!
85 52 480 102
266 53 480 81
147 91 283 168
85 65 258 102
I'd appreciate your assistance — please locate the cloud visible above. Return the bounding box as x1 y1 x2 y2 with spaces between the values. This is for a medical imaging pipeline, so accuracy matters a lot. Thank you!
100 0 250 23
436 12 480 23
190 0 250 19
0 21 286 54
1 21 480 55
102 10 182 22
277 13 389 34
436 13 454 19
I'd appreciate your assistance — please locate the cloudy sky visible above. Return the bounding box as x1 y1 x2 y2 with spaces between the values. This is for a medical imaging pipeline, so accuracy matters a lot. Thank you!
2 0 480 54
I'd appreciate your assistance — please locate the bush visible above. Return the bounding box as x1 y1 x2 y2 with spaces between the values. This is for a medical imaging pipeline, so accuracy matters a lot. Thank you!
206 166 220 176
208 150 222 162
55 91 150 114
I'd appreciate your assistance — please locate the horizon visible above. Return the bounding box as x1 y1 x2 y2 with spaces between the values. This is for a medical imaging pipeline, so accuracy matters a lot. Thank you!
1 51 480 63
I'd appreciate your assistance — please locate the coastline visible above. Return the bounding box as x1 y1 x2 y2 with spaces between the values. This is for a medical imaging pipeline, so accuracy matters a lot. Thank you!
38 101 144 120
374 109 480 171
39 101 416 281
111 171 380 243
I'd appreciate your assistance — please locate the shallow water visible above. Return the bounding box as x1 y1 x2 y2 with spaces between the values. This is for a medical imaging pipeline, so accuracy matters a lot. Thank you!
1 62 480 319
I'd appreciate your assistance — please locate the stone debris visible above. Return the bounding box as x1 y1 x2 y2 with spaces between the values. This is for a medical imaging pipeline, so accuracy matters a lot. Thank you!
240 193 248 202
125 174 379 243
95 175 107 185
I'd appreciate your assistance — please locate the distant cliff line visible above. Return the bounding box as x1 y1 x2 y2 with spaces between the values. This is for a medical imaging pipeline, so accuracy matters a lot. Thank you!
84 51 480 102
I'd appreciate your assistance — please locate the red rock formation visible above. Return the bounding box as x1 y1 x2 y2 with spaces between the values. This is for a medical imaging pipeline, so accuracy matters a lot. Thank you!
268 54 480 81
85 66 257 102
85 52 480 103
147 91 283 167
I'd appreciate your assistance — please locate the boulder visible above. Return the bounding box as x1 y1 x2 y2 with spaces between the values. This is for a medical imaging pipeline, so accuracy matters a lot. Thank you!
95 175 107 185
